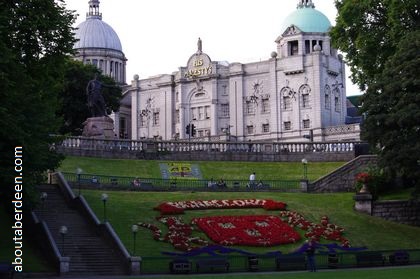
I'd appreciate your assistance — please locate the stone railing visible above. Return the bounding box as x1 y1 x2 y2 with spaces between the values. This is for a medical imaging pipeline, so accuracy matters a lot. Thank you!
322 123 360 136
55 136 367 162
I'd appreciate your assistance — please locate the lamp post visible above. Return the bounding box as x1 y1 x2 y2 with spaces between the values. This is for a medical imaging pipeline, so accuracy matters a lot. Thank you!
59 225 68 256
40 192 47 210
301 158 308 180
131 224 139 256
101 193 108 223
76 167 83 196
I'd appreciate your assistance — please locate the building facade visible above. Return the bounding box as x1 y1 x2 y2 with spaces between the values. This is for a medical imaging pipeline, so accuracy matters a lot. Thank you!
73 0 360 142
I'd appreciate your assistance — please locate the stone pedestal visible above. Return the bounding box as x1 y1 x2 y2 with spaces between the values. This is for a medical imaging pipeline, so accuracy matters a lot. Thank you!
353 193 373 215
82 116 115 139
300 179 309 192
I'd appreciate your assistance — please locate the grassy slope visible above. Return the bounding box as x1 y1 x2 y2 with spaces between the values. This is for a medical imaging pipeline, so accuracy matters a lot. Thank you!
82 190 420 257
59 156 344 181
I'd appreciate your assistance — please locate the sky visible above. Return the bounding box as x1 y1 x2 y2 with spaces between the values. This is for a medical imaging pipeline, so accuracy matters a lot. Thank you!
64 0 361 96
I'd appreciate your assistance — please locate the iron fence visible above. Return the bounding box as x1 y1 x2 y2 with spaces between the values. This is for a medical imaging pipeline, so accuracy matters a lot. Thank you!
139 249 420 274
62 172 302 192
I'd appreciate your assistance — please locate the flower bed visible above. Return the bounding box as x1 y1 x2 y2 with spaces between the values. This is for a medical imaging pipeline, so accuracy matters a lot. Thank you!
139 199 351 252
192 215 300 246
154 199 286 215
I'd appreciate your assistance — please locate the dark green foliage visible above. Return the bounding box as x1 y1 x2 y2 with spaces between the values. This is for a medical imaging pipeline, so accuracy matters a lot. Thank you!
0 0 76 209
58 60 122 135
331 0 420 195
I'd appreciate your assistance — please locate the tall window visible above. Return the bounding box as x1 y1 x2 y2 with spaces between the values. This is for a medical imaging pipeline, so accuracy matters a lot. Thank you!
289 41 299 56
262 123 270 133
247 125 254 135
140 115 146 127
175 109 180 123
325 85 331 109
303 119 310 129
246 102 255 114
198 106 204 120
302 94 310 108
284 121 292 131
261 99 270 113
283 96 291 110
220 103 230 117
334 88 341 112
153 112 159 126
205 106 210 119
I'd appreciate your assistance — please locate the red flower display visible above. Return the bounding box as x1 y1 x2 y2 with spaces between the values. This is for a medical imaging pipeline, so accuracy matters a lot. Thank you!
192 215 300 246
139 199 351 251
279 211 349 246
154 199 287 215
355 172 370 184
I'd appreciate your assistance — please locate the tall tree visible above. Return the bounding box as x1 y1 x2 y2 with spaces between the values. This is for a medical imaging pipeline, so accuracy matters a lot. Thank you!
58 60 122 135
331 0 420 194
0 0 76 208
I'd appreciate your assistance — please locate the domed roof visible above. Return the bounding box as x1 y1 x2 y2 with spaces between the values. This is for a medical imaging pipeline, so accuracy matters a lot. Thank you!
280 3 331 33
73 0 123 52
74 18 123 52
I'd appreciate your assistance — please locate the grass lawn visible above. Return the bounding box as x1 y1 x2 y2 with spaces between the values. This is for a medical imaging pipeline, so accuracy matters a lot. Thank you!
136 266 420 279
82 190 420 258
59 156 345 181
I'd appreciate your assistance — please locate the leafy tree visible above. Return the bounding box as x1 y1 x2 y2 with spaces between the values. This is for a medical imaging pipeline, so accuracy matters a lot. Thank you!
331 0 420 195
58 60 122 135
362 30 420 193
0 0 76 209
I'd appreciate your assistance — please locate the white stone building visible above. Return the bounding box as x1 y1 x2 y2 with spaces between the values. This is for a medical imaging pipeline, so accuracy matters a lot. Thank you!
74 0 360 142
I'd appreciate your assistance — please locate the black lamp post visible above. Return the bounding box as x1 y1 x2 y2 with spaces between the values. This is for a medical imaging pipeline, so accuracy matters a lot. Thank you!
101 193 108 223
302 158 308 180
40 192 47 210
131 224 139 256
76 167 83 196
59 225 68 256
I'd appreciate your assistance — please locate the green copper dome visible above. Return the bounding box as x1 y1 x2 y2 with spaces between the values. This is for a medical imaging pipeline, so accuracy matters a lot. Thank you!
281 6 331 33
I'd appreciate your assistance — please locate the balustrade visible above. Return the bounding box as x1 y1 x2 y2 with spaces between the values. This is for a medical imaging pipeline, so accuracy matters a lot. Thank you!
57 136 361 154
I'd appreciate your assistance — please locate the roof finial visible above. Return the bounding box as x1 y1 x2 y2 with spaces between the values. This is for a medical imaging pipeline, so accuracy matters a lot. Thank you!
87 0 102 20
297 0 315 9
197 37 202 53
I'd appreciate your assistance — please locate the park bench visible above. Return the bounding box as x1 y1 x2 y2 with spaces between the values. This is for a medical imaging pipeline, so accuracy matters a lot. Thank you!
0 262 14 279
169 259 192 274
276 254 306 271
389 251 409 265
356 252 385 267
196 258 229 273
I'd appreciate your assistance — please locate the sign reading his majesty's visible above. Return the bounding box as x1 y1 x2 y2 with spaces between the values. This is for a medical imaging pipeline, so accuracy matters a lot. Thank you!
184 38 213 79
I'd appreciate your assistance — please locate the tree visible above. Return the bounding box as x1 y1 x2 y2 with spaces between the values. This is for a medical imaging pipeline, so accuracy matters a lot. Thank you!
331 0 419 90
58 60 122 135
0 0 77 209
331 0 420 195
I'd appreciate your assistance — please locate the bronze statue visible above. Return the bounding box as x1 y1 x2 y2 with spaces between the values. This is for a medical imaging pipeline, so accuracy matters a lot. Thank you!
86 74 106 117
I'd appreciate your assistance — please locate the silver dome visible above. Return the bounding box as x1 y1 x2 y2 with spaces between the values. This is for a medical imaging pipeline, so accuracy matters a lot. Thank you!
74 18 123 52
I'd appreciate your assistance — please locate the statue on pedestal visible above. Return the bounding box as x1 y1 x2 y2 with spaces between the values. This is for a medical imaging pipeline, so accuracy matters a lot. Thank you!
86 73 107 117
82 74 115 139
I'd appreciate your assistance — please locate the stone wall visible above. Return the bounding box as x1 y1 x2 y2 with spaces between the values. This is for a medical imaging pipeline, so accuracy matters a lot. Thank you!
372 200 420 227
309 155 378 192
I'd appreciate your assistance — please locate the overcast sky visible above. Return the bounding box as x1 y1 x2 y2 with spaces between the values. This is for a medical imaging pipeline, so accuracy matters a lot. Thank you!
64 0 361 95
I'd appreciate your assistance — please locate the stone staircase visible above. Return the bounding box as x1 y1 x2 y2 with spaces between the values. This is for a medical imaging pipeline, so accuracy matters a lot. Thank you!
34 184 126 275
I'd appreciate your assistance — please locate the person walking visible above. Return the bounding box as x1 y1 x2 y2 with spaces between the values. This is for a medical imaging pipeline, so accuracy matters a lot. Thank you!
249 172 256 187
306 239 317 272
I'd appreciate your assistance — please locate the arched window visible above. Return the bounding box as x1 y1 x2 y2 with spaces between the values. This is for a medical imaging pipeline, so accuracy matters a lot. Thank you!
325 85 331 109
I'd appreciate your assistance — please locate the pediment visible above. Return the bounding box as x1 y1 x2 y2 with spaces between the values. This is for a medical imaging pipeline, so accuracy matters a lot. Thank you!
282 25 302 37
